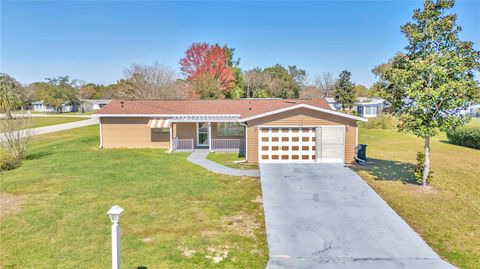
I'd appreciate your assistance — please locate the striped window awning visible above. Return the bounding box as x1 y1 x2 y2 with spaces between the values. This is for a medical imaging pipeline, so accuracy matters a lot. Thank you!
148 118 171 128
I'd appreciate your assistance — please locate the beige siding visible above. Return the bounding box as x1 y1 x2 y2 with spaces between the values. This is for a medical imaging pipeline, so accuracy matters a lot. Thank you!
246 107 358 164
174 122 197 145
101 117 170 148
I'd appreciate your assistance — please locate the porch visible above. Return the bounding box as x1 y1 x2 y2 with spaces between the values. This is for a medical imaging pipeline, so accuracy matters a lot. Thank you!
168 121 246 153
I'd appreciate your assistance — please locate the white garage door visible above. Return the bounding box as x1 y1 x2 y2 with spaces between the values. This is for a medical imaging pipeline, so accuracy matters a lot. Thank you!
259 126 344 163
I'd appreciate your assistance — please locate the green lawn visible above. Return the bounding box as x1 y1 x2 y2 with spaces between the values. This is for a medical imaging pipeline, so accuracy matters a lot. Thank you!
207 152 259 170
31 111 96 116
30 116 87 128
354 127 480 268
0 126 267 268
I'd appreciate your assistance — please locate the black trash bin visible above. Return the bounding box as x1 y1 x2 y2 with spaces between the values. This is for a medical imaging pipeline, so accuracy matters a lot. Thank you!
356 144 367 163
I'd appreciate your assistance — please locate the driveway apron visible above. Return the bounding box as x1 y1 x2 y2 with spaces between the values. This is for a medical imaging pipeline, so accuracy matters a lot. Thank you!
260 163 454 269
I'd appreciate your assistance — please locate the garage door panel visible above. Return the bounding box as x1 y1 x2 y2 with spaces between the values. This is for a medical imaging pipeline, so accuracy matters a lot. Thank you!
259 126 344 163
259 127 316 163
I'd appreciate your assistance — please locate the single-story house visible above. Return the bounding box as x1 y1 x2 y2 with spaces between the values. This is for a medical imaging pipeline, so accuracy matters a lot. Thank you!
80 99 111 112
32 100 79 113
94 99 367 164
325 97 385 118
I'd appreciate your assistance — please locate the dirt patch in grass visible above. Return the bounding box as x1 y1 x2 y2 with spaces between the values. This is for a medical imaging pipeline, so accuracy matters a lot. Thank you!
251 195 263 204
223 212 260 238
205 245 230 263
403 184 440 196
177 246 196 258
0 194 26 219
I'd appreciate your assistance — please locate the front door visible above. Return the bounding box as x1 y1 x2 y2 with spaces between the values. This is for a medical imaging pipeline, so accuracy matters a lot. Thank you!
197 122 209 147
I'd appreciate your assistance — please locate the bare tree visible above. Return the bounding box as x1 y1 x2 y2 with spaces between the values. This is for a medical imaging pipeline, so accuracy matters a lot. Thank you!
315 72 335 97
243 68 272 98
300 86 323 99
119 62 182 99
0 114 35 170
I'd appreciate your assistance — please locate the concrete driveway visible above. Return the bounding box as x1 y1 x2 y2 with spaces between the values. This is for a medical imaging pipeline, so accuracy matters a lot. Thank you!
260 163 454 269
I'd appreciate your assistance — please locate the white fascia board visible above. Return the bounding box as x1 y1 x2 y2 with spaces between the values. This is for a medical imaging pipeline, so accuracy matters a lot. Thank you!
240 104 368 122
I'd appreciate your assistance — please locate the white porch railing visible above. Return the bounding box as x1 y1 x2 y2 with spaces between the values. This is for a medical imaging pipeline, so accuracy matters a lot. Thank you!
211 139 246 152
172 137 194 151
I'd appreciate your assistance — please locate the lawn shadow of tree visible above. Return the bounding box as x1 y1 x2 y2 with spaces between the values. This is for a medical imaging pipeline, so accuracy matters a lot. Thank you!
362 158 417 184
25 151 52 160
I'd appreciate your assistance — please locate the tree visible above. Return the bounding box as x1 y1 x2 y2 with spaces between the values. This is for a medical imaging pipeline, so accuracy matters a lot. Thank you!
78 83 98 99
314 72 335 97
263 64 305 98
180 43 235 98
0 74 20 119
300 86 323 99
354 85 370 97
118 63 182 99
371 55 400 98
333 70 356 111
220 44 244 98
190 74 223 99
244 68 272 98
34 76 79 112
383 0 480 187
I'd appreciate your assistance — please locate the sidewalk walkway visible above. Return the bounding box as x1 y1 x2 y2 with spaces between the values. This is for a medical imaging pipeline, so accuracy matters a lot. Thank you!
187 149 260 177
0 118 98 142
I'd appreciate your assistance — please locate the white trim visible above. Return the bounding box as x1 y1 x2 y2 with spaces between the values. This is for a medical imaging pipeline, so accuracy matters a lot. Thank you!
208 122 212 152
99 119 103 148
355 126 358 146
243 123 248 160
169 122 173 153
240 104 368 122
196 122 209 147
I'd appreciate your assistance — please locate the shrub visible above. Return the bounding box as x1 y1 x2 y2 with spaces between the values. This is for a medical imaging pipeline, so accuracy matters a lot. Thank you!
446 126 480 149
359 114 398 130
0 155 21 171
414 152 433 185
0 115 35 171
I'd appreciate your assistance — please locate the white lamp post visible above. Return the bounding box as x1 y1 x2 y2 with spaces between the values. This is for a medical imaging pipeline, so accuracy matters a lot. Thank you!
107 205 124 269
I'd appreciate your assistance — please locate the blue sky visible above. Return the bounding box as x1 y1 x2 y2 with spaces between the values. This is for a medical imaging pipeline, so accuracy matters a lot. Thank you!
1 1 479 87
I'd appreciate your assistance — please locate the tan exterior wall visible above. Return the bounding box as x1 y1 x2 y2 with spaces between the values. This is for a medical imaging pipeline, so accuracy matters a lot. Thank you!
174 122 197 146
246 107 358 164
101 117 170 148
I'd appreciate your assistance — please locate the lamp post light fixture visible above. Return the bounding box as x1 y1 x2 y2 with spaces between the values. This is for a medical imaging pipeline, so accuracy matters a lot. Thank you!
107 205 124 269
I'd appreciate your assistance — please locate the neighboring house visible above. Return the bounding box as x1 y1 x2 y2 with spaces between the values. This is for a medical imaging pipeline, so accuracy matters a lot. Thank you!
32 100 78 113
325 97 385 118
355 97 385 118
94 99 367 164
80 99 111 112
462 104 480 118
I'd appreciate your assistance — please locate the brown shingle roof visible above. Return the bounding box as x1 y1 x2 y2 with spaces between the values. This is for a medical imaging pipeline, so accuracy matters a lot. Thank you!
95 99 332 119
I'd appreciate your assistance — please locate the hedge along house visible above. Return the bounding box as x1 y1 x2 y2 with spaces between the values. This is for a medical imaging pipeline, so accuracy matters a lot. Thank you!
94 99 367 164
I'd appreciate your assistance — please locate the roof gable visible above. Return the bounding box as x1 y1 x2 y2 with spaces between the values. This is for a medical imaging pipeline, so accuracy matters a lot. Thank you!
240 104 368 122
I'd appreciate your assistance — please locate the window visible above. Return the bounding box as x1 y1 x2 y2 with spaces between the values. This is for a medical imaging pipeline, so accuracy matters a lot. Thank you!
152 128 169 133
217 122 244 136
363 106 377 116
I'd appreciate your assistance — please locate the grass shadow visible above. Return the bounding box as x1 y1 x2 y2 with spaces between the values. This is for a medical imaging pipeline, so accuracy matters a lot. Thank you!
360 158 417 184
25 151 52 160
